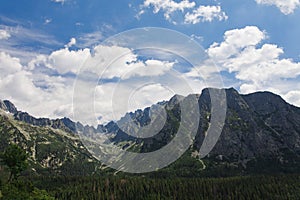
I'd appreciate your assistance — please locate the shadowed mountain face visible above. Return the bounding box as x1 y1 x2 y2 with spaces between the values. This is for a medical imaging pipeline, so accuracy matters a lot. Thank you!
107 88 300 157
0 88 300 176
198 89 300 170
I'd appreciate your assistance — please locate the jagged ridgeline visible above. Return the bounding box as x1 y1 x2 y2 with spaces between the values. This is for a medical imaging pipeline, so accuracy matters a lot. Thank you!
0 87 300 176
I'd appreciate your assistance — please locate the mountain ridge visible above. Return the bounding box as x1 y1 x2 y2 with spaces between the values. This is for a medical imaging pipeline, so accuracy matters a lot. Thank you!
1 87 300 176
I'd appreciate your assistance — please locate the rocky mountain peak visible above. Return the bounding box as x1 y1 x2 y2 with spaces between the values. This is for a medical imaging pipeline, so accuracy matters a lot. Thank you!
243 91 289 115
0 99 18 114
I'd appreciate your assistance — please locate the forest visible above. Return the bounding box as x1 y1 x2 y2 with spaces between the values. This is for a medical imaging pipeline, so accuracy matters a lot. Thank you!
1 144 300 199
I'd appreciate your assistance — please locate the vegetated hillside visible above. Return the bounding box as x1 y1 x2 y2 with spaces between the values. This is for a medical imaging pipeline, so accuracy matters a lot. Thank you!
0 87 300 177
0 110 101 176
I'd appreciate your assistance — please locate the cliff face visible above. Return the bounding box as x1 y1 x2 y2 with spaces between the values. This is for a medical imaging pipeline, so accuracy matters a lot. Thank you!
202 89 300 164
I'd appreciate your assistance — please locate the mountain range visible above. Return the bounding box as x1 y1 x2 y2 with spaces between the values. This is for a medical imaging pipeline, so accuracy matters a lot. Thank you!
0 87 299 177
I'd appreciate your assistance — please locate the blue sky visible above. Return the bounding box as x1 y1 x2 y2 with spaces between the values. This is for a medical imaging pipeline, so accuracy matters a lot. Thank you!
1 0 300 125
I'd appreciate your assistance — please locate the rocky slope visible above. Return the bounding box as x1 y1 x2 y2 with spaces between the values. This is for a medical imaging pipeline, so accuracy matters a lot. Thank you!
0 104 101 176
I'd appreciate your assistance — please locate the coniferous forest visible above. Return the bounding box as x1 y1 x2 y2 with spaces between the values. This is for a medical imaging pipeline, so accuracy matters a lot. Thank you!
1 174 299 199
35 175 300 200
0 145 299 200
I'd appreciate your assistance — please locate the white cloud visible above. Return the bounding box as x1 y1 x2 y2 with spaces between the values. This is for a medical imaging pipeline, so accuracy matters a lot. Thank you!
206 26 300 107
0 29 11 40
125 59 174 78
48 48 90 74
0 51 76 120
141 0 195 22
255 0 300 14
106 58 175 80
0 52 22 77
44 19 52 25
28 43 175 79
76 45 175 80
65 37 76 48
27 37 88 74
75 22 83 26
284 90 300 106
28 47 90 74
139 0 227 24
208 26 266 62
0 52 43 103
184 5 228 24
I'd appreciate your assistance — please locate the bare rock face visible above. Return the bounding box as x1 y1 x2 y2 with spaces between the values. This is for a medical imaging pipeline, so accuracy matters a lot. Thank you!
0 100 7 111
194 88 300 171
0 100 18 114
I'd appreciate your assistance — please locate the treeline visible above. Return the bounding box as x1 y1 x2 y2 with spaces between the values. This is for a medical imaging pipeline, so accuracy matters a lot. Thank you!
32 174 300 200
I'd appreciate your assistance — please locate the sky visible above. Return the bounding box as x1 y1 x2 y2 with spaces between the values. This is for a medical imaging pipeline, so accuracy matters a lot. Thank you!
0 0 300 125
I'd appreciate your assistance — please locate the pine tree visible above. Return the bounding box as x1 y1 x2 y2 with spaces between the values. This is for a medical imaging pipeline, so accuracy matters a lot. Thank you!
0 144 28 182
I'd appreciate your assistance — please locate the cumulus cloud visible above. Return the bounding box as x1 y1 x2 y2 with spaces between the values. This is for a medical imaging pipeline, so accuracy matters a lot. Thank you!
0 52 22 76
65 37 76 48
184 5 228 24
206 26 300 107
255 0 300 14
208 26 266 62
141 0 195 22
0 29 11 40
28 37 89 74
0 52 43 103
29 48 90 74
48 48 90 74
139 0 227 24
0 41 182 125
0 51 76 118
29 43 175 79
74 45 176 80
